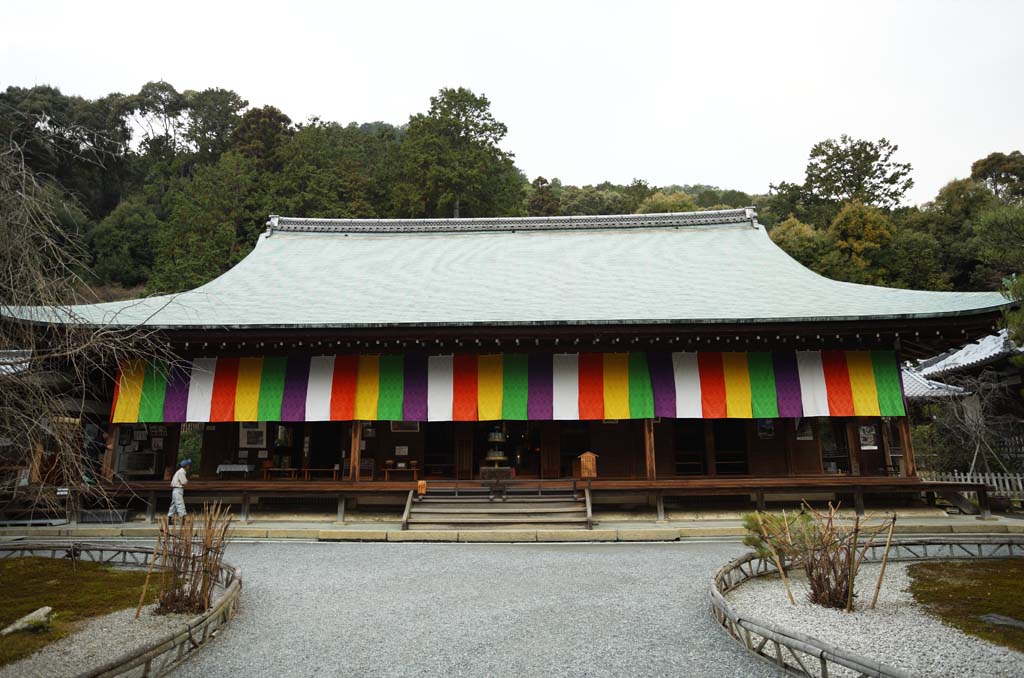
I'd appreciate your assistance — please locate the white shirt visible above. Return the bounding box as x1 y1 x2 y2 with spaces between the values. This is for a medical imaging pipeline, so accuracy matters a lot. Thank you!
171 467 189 488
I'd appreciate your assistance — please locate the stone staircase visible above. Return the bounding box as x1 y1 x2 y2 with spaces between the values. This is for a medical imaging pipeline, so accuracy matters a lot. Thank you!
403 484 592 530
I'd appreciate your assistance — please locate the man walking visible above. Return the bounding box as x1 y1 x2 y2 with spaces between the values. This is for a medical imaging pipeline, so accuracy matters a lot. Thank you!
168 459 191 520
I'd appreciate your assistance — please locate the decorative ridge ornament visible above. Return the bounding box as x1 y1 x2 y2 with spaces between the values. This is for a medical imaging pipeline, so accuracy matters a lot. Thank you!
265 208 758 235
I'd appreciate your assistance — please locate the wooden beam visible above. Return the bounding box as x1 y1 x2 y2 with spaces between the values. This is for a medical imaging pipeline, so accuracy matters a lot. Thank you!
163 424 179 481
101 424 119 481
643 419 656 480
29 441 44 484
845 422 861 476
898 417 917 477
349 422 363 482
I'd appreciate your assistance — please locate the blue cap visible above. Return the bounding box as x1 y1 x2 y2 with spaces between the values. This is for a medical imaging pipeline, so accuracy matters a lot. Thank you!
180 459 192 467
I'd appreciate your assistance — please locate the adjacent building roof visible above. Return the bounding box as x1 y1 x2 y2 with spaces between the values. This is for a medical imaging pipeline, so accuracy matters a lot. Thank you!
901 367 966 401
10 209 1010 330
918 329 1023 379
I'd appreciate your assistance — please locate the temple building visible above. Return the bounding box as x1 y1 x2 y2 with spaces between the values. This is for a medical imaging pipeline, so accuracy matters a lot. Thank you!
31 209 1014 521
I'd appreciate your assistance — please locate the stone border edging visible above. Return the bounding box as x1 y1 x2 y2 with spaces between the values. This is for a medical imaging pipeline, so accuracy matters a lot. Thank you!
708 536 1024 678
0 542 241 678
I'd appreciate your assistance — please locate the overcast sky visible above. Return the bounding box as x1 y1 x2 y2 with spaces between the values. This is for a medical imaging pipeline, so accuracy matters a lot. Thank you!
3 0 1021 205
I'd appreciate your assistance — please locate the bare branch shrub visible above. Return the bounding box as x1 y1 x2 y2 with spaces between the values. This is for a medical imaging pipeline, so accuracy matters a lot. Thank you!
154 503 233 614
914 370 1024 474
743 503 896 611
0 109 169 518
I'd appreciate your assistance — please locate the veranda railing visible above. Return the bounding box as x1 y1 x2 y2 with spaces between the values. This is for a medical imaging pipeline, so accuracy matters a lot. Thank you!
920 470 1024 500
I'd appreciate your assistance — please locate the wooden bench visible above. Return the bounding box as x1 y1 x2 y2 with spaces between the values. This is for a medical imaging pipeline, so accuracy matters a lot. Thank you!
302 468 339 481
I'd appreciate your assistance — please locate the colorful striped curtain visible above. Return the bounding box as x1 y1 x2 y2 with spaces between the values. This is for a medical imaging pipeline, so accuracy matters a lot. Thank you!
110 350 906 424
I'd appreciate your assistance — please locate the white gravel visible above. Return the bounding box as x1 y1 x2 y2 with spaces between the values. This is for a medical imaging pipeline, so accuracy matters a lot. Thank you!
725 562 1024 677
0 603 191 678
172 541 782 678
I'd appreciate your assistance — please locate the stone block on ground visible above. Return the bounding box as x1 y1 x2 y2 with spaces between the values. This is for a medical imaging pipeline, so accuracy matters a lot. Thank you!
893 523 953 535
387 530 457 542
951 523 1008 533
63 527 122 538
2 607 52 636
266 528 320 539
318 529 387 541
616 528 680 541
679 526 745 537
229 527 269 538
458 530 537 542
536 529 617 542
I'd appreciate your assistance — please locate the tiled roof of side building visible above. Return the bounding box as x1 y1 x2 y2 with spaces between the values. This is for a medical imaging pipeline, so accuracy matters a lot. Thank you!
918 329 1023 378
8 210 1010 329
901 367 967 401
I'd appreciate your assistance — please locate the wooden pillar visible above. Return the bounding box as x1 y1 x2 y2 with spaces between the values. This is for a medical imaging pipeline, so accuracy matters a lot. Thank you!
349 422 363 482
853 486 865 516
898 418 917 477
704 421 717 476
163 424 179 481
29 441 44 484
845 422 861 476
146 490 157 523
101 424 119 481
336 493 346 523
643 419 656 480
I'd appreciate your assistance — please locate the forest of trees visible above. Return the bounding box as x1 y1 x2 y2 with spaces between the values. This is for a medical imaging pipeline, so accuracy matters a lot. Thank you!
2 81 1022 337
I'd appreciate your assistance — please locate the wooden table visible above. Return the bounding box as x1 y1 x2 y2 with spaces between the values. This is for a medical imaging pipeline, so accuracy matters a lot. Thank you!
383 468 420 481
263 468 298 480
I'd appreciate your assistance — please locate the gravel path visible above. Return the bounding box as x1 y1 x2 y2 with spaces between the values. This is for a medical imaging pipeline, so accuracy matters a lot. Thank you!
726 562 1024 677
172 541 780 678
0 603 190 678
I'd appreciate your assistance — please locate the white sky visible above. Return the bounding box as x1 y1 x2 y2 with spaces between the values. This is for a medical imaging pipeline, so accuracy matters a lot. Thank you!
3 0 1021 205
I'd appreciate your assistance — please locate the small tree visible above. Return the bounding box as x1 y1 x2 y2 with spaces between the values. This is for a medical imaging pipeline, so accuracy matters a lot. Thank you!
0 106 166 516
916 371 1023 474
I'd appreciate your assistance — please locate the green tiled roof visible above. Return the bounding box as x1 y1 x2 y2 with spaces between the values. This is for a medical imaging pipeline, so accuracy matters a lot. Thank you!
11 210 1009 329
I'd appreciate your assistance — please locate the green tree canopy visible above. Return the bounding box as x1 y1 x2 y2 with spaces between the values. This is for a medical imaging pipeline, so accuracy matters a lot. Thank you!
526 176 560 216
635 191 697 214
149 152 270 293
804 135 914 209
817 202 894 285
971 151 1024 205
398 87 523 218
230 105 294 167
769 216 830 269
89 199 160 287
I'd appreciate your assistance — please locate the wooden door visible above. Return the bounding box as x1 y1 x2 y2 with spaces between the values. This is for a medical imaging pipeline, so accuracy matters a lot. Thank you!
854 420 887 476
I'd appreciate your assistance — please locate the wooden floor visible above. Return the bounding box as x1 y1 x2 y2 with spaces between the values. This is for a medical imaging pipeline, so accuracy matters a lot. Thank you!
106 474 986 496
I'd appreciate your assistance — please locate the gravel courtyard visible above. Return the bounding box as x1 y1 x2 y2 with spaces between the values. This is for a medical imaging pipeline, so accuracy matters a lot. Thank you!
172 540 780 678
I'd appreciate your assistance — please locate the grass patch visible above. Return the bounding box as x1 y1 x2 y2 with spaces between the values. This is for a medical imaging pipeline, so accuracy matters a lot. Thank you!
908 558 1024 653
0 556 158 667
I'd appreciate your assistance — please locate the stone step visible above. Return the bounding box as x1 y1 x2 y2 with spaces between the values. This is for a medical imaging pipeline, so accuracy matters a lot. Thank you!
412 506 585 514
416 496 580 504
407 516 589 524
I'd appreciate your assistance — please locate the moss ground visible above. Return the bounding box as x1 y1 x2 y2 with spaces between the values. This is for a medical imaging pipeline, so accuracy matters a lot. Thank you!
0 556 157 667
908 558 1024 653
